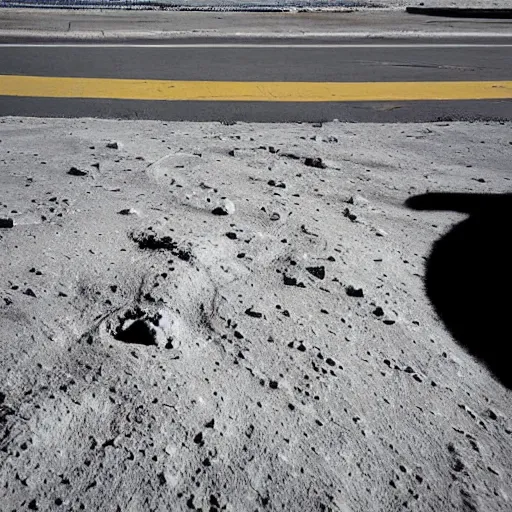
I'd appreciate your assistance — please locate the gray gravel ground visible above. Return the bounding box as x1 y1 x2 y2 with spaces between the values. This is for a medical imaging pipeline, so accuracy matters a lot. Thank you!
1 118 511 512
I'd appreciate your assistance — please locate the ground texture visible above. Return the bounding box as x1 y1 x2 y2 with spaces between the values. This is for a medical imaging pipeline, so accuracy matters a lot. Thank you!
1 118 511 512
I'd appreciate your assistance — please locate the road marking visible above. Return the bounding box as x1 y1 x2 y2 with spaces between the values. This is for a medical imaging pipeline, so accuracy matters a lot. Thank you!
1 75 511 102
2 43 512 48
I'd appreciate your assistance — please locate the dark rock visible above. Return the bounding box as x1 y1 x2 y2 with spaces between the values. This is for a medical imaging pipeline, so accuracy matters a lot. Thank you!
373 306 384 317
346 285 364 298
24 289 36 298
131 233 176 251
245 308 262 318
228 150 235 157
226 232 237 240
283 275 305 288
304 157 326 169
269 380 278 389
0 218 14 229
306 266 325 280
67 167 88 176
486 409 497 420
212 207 228 216
106 142 119 149
343 208 357 222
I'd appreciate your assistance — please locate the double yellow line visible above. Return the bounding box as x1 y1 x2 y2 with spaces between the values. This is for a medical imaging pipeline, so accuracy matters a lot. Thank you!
1 74 511 102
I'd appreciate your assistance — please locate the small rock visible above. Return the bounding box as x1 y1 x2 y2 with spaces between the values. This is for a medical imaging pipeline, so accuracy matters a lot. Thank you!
304 157 327 169
24 288 36 298
486 409 498 420
245 307 263 318
106 142 119 149
117 208 137 215
343 208 357 222
67 167 88 176
0 218 14 229
228 149 235 157
373 307 384 317
270 212 280 221
306 266 325 280
283 275 305 288
346 285 364 298
226 232 237 240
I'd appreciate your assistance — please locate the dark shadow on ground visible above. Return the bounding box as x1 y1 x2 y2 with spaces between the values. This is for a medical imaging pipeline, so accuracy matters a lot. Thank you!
406 192 512 389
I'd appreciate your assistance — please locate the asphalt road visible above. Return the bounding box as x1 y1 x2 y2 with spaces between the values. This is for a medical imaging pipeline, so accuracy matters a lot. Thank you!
1 37 512 122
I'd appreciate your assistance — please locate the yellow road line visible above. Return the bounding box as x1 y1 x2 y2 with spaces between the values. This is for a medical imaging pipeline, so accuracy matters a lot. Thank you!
1 75 512 102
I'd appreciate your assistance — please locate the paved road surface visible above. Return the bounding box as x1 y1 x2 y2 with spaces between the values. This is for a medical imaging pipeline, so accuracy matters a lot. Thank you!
1 37 511 122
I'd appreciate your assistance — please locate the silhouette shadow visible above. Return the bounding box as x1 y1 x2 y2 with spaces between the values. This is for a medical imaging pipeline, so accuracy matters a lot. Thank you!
406 192 512 389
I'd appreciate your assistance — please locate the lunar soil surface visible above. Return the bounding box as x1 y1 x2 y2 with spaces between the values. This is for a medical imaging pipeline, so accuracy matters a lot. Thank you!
1 118 511 512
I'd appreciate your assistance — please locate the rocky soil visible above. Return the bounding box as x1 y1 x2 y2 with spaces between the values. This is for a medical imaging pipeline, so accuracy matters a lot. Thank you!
1 118 511 512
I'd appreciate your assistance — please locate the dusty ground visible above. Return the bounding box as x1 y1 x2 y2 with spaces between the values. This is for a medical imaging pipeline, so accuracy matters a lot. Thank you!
1 118 511 512
369 0 511 8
